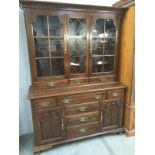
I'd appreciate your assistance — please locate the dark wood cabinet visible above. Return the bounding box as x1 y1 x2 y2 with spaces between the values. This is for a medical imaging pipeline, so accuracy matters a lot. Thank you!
20 1 126 154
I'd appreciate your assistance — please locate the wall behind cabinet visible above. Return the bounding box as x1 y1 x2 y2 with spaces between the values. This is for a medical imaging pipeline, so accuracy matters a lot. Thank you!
19 9 33 136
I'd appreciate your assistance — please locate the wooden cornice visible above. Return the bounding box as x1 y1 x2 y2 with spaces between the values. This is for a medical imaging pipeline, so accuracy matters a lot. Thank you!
20 0 126 11
113 0 135 8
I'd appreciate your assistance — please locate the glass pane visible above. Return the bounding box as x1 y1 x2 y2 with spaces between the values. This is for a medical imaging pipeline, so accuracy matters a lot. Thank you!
69 18 87 74
92 19 105 37
36 59 50 77
91 18 116 74
33 16 48 36
70 56 86 74
49 16 63 36
51 58 64 76
104 57 114 72
92 38 104 55
69 18 86 36
92 57 104 73
34 38 49 57
104 38 115 55
105 19 116 38
50 39 64 57
69 38 85 57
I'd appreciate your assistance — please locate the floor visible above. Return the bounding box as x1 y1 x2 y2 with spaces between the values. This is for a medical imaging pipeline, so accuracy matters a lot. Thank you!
19 134 135 155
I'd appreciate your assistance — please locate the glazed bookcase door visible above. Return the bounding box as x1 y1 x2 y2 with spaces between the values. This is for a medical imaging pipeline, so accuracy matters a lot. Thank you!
34 109 64 145
32 14 67 80
67 15 89 78
100 100 123 131
90 17 117 76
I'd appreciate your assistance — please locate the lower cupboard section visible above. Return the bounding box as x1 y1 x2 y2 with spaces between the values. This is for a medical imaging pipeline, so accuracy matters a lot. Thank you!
31 85 125 154
33 98 123 145
33 99 124 146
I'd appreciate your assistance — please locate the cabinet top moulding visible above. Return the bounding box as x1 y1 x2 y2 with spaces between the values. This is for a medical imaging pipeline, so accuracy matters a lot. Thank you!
20 0 127 12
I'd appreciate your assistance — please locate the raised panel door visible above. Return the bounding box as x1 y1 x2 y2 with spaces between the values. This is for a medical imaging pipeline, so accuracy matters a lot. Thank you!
34 109 64 145
100 100 123 131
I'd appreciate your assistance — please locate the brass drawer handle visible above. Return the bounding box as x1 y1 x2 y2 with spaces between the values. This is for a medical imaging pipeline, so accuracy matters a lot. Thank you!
100 111 103 122
61 119 64 130
74 80 82 84
100 77 108 82
41 102 49 107
79 117 88 122
79 128 87 133
62 98 71 104
79 106 88 112
48 82 56 87
112 92 120 97
93 95 102 100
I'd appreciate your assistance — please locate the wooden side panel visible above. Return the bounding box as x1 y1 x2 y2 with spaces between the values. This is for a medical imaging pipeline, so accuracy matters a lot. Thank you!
118 6 135 136
124 104 135 136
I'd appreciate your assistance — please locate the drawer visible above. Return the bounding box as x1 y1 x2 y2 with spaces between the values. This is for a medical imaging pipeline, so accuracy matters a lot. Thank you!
65 102 99 115
66 122 98 139
66 111 99 126
32 79 68 89
89 75 116 84
70 78 88 86
107 89 124 99
33 97 58 110
59 91 106 105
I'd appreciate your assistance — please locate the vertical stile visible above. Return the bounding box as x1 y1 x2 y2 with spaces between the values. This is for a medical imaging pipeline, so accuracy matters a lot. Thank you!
47 15 52 76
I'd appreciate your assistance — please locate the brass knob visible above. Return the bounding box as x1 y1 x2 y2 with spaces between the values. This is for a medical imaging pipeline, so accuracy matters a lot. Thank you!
79 128 87 133
74 80 82 84
79 106 88 112
100 77 108 82
62 98 71 104
112 92 120 97
41 102 49 107
48 82 56 87
79 117 88 122
93 95 102 100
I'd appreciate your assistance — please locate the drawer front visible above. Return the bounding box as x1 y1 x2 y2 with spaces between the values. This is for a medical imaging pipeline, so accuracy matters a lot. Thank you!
59 91 106 105
70 78 88 86
66 111 99 126
107 89 124 99
33 79 68 89
65 102 99 115
33 97 58 110
89 75 116 84
66 122 98 139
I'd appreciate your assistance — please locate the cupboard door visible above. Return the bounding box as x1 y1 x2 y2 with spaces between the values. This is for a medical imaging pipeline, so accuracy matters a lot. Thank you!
100 100 123 131
32 14 66 79
90 18 117 75
34 109 64 145
67 15 89 77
